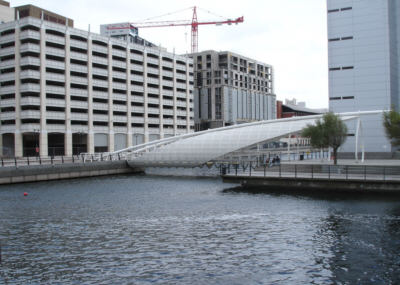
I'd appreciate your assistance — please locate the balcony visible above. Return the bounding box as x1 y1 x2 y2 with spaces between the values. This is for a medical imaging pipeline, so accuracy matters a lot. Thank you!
92 90 108 99
112 49 126 58
47 98 65 108
162 70 173 77
113 94 126 101
131 54 143 61
131 75 144 82
21 57 40 66
70 64 88 73
148 117 160 124
162 81 173 88
132 85 144 92
0 33 14 44
112 82 127 90
112 60 126 69
132 95 144 103
113 115 127 122
70 51 87 61
20 70 40 80
147 67 159 75
93 114 108 121
20 110 40 119
147 87 159 95
69 113 88 120
46 73 65 82
147 77 159 85
92 44 108 54
20 97 40 106
112 71 126 80
147 107 159 115
92 67 107 76
0 59 15 68
113 104 127 112
92 56 108 65
46 59 65 70
131 64 144 72
0 46 14 56
131 117 144 124
70 100 88 109
162 61 173 68
176 101 186 108
20 30 40 41
45 34 65 45
163 118 173 125
0 112 15 120
163 99 173 106
132 106 144 113
93 102 108 110
20 123 40 133
70 76 88 85
146 57 159 65
0 98 15 108
70 39 87 50
147 97 159 105
46 111 66 120
70 88 88 97
46 47 65 57
20 83 39 93
92 79 108 88
45 86 65 95
0 72 15 82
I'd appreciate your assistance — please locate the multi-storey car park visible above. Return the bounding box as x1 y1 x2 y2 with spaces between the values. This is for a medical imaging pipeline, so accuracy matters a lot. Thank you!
190 50 276 131
0 5 194 157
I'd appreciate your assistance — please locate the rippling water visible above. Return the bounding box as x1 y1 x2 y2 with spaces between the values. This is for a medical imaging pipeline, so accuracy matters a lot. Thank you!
0 174 399 284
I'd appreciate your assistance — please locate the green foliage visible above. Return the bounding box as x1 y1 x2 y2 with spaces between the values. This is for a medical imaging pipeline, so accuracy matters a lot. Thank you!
383 109 400 146
302 112 348 164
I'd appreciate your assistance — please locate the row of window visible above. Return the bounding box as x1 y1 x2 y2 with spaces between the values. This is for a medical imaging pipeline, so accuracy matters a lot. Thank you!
328 36 353 42
329 66 354 71
328 7 352 13
329 96 354 100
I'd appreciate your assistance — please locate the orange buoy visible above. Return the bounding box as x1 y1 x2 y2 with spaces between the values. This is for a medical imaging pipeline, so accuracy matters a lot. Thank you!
23 192 28 196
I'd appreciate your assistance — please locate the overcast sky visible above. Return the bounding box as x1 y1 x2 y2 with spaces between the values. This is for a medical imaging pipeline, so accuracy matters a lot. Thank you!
11 0 328 108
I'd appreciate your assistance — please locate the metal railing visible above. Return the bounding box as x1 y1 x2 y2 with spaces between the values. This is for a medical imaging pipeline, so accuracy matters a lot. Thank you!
220 162 400 182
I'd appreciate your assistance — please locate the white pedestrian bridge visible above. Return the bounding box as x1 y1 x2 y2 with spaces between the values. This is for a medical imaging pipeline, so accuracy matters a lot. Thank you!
83 111 381 167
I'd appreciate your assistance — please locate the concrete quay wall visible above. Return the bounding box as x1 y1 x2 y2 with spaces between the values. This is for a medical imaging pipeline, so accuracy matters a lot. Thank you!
223 176 400 193
0 161 143 185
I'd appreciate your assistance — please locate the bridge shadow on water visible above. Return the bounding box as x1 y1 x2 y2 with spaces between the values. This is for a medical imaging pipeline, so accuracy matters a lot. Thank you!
222 185 400 201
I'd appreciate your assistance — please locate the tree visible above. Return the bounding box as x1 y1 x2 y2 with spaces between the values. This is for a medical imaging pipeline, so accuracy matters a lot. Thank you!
383 109 400 147
302 112 348 165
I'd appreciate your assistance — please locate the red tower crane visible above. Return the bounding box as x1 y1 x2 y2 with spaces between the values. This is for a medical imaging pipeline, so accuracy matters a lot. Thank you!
128 6 244 53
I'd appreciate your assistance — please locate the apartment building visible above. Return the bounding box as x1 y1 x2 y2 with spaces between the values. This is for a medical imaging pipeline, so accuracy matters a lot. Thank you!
0 8 194 157
190 50 276 131
327 0 399 157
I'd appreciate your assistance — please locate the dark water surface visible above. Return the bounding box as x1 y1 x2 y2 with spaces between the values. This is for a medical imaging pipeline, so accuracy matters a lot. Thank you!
0 174 399 284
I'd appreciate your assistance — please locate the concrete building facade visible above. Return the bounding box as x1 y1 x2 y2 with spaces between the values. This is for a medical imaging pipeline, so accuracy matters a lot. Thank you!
0 15 194 157
0 1 13 24
327 0 400 157
190 50 276 131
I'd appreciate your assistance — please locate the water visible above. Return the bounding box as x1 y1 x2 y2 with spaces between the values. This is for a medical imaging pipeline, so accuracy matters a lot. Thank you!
0 174 399 284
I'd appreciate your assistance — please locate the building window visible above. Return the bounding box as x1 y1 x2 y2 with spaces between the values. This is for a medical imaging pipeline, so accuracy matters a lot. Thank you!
329 67 341 71
328 9 339 13
328 38 340 42
342 96 354 99
329 97 341 100
341 7 352 11
342 66 354 70
341 36 353 40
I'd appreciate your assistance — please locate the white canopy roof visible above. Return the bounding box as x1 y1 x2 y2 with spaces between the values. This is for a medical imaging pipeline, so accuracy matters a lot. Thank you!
126 114 359 167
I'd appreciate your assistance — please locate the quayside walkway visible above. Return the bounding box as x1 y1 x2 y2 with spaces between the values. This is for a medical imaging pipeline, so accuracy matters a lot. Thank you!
222 160 400 192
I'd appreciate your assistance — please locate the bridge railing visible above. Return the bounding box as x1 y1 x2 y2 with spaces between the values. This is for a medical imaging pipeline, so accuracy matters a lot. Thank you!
221 162 400 182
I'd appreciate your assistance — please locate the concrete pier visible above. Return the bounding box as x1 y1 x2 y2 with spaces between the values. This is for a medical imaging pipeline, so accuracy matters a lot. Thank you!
0 161 143 185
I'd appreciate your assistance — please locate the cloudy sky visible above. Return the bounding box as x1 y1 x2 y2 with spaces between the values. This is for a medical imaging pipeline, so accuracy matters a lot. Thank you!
11 0 328 108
